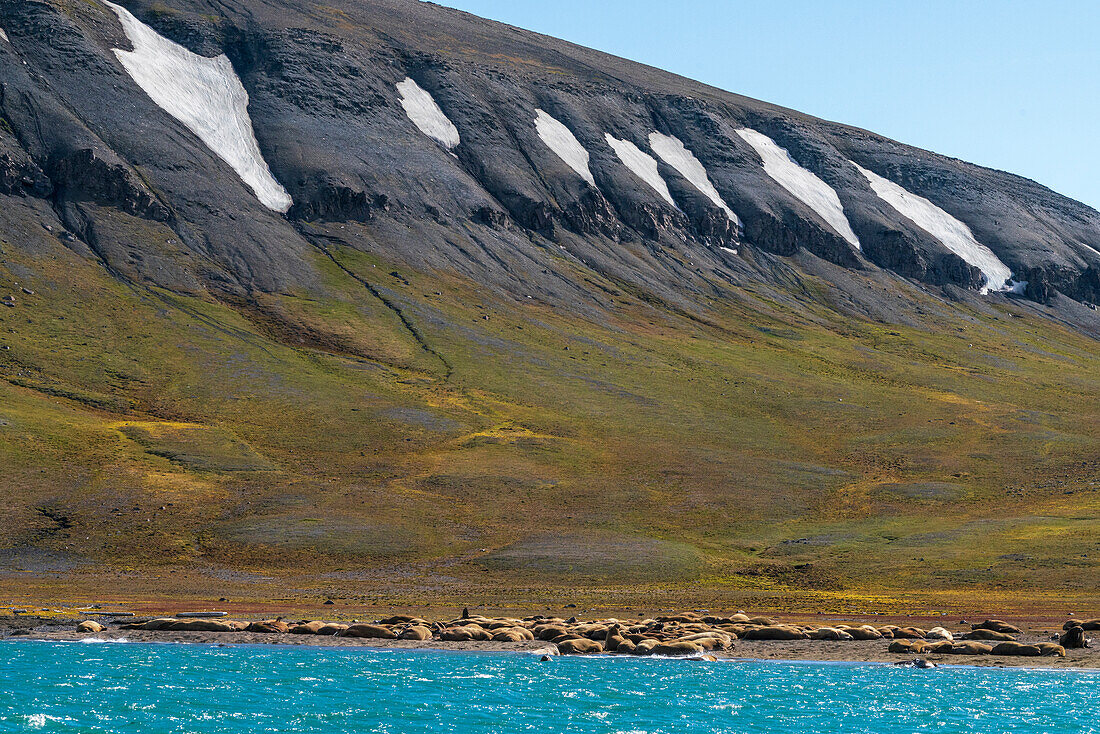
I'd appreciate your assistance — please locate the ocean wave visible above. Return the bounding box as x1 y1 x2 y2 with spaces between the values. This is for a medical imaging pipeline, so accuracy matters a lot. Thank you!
25 713 64 729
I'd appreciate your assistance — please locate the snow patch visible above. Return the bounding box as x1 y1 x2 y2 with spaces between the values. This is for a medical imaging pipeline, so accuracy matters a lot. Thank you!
853 162 1014 292
0 29 9 43
1075 240 1100 259
534 109 595 187
720 246 738 255
735 128 859 249
106 2 291 212
396 77 460 149
648 132 739 225
605 134 677 209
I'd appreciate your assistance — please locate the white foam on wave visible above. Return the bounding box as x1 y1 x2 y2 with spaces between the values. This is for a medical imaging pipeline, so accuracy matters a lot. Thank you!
78 637 130 644
852 161 1014 293
534 109 596 187
396 77 460 149
648 132 739 225
25 714 58 729
105 2 291 212
605 134 678 209
736 128 860 249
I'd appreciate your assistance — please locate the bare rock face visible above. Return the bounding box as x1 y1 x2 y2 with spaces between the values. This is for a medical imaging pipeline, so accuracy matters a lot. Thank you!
0 0 1097 323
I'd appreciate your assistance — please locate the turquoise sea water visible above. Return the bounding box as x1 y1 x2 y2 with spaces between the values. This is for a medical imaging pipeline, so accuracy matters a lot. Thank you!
0 641 1095 733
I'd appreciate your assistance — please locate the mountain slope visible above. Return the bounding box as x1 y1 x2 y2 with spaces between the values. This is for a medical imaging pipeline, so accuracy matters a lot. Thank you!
0 0 1097 611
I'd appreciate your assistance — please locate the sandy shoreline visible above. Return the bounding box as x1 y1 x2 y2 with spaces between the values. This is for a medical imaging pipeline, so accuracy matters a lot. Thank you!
11 627 1098 670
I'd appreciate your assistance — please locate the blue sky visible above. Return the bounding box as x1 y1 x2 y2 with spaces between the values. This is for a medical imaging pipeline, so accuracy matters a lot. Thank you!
434 0 1100 210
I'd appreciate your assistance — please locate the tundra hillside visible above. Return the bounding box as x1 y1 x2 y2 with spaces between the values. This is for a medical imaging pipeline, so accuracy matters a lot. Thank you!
0 0 1097 613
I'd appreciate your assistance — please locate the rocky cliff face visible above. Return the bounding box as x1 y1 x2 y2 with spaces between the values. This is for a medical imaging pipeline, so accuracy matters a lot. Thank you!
1 0 1098 317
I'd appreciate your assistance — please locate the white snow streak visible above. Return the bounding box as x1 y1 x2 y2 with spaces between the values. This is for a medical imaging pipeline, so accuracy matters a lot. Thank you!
649 132 739 225
605 134 677 209
534 109 596 187
106 2 291 212
396 77 460 149
1074 240 1100 259
853 162 1013 292
0 29 9 44
736 128 860 249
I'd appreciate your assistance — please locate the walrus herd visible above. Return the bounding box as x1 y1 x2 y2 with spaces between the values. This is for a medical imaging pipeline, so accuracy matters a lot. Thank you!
76 611 1096 659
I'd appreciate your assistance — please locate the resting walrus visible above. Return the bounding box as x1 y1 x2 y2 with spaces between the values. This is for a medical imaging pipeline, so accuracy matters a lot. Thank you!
1060 625 1088 649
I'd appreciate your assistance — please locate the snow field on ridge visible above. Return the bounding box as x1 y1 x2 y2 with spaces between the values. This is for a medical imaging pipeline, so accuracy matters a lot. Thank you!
96 3 1031 301
534 110 597 187
649 132 739 225
106 2 293 213
397 78 461 150
736 128 860 249
605 134 678 209
852 162 1013 292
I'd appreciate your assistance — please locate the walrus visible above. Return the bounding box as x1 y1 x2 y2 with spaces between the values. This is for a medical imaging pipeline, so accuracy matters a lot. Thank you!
441 625 491 642
991 642 1042 657
379 615 422 625
650 640 704 656
681 632 734 649
534 625 570 641
748 616 778 626
963 629 1016 642
399 625 433 641
971 619 1022 634
340 623 397 639
893 658 936 669
614 639 637 654
679 635 724 651
743 625 806 641
174 619 239 632
603 624 626 652
557 638 603 655
124 618 176 631
1059 625 1088 649
491 628 532 643
488 620 524 630
76 620 104 633
246 620 290 634
888 640 930 654
949 641 993 655
809 627 853 641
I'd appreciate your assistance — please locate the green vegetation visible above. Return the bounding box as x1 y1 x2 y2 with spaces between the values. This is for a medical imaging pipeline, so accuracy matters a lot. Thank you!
1 209 1098 613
